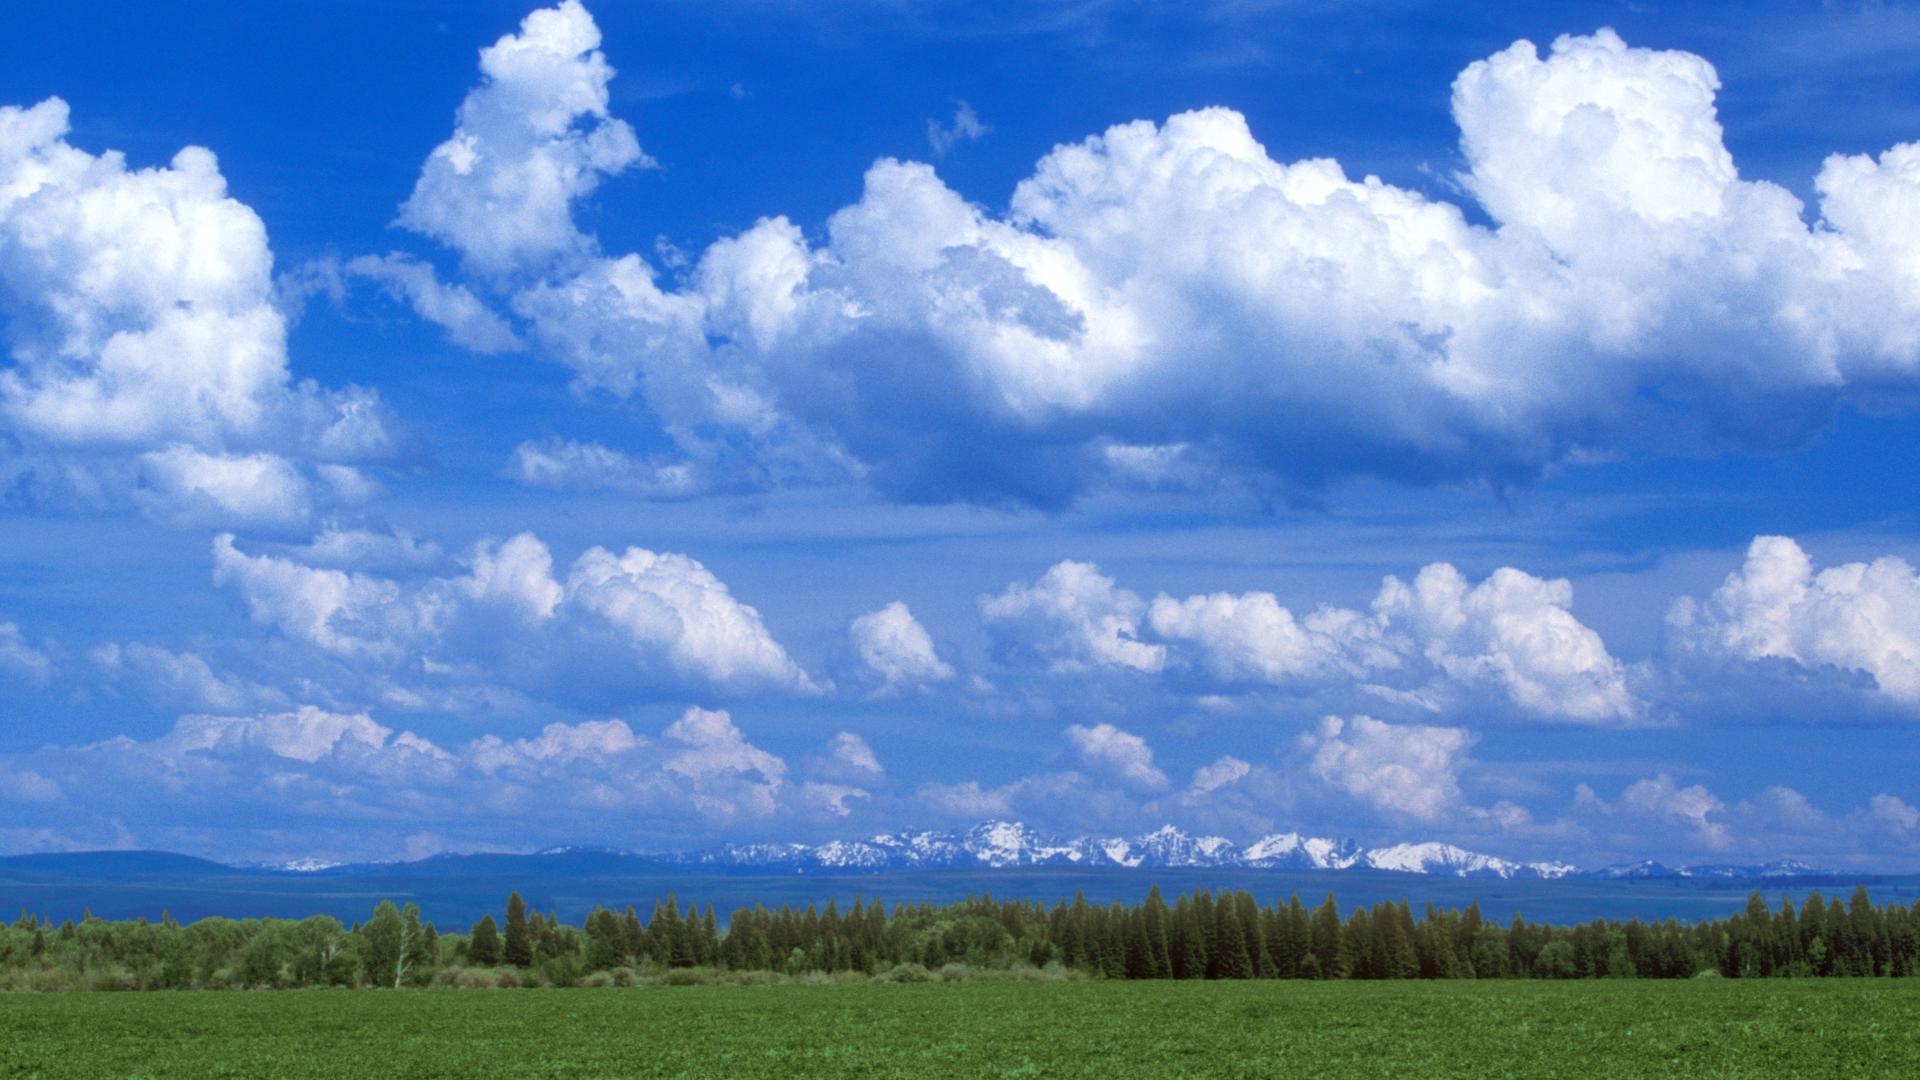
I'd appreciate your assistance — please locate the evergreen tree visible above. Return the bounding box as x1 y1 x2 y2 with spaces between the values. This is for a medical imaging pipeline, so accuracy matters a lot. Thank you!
1213 895 1253 979
1309 894 1344 979
468 915 501 966
503 892 533 968
585 908 623 970
1142 886 1173 979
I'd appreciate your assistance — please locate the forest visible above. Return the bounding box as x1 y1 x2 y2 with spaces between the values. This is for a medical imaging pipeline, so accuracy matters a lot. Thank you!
2 885 1916 991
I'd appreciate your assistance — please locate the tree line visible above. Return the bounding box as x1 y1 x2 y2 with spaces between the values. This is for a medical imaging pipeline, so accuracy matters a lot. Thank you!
2 885 1915 990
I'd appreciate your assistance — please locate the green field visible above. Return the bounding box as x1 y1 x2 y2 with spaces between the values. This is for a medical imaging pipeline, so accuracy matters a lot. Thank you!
2 980 1916 1078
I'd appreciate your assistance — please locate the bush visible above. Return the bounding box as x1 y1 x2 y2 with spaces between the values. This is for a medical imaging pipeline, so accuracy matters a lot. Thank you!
876 962 933 983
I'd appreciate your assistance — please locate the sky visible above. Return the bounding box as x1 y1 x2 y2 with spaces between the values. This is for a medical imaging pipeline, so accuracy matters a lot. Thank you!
2 0 1920 869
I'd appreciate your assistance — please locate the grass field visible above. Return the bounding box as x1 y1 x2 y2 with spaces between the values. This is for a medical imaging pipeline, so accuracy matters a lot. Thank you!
2 980 1917 1078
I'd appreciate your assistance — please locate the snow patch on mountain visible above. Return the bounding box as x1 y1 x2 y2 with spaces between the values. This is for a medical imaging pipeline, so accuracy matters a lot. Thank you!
662 821 1595 878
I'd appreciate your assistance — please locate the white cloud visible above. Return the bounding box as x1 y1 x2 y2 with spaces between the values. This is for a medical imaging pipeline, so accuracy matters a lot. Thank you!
849 601 954 691
0 97 397 523
137 445 312 527
1585 773 1731 849
91 642 285 712
396 0 648 277
290 526 442 571
0 767 60 803
1668 536 1920 706
0 703 851 858
212 533 426 660
392 20 1920 507
469 717 644 773
1005 557 1632 724
210 529 812 698
927 100 990 156
506 437 710 498
916 779 1015 819
345 253 523 353
1065 722 1168 790
1373 563 1636 723
460 532 564 623
0 620 53 683
1188 755 1251 795
159 706 402 765
1298 714 1473 822
568 545 814 691
1871 793 1920 832
981 560 1165 673
1149 589 1385 683
825 731 883 777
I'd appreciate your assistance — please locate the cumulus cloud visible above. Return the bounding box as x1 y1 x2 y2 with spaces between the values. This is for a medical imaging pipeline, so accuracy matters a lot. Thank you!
1065 722 1169 790
1871 793 1919 832
1149 589 1388 684
397 0 648 278
0 97 398 523
1373 564 1636 723
1668 535 1920 707
981 561 1165 673
0 703 843 859
388 16 1920 507
210 529 813 701
849 601 954 692
1298 714 1474 822
996 557 1633 723
1575 773 1731 849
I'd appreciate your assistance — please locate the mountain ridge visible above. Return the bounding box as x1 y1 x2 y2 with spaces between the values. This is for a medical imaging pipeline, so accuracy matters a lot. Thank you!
2 823 1833 881
649 820 1821 881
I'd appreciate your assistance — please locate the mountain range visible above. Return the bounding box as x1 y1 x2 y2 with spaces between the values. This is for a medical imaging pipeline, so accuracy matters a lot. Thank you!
618 821 1821 881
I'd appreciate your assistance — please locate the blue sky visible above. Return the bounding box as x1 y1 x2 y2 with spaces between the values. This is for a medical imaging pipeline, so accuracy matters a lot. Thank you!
2 0 1920 868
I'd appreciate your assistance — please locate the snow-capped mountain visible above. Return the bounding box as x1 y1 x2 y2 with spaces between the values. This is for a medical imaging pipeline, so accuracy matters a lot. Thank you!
265 858 345 874
1581 858 1829 880
661 821 1581 879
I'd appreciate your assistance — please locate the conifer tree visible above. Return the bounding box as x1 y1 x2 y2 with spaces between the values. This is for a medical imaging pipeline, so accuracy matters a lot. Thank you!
1213 895 1253 979
468 914 501 966
1309 894 1344 979
503 891 533 968
1142 886 1173 978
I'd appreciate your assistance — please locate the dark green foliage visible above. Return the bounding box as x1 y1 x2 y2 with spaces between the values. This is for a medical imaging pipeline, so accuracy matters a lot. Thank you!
468 915 501 967
503 892 533 968
2 886 1916 990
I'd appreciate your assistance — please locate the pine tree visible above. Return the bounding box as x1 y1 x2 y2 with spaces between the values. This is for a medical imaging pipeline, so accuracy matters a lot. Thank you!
1213 895 1253 979
585 908 624 970
701 905 720 968
469 914 502 966
503 891 533 968
1309 894 1343 979
1142 886 1173 978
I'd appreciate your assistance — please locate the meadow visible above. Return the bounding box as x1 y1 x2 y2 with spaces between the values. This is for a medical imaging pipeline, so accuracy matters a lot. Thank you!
2 979 1917 1078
